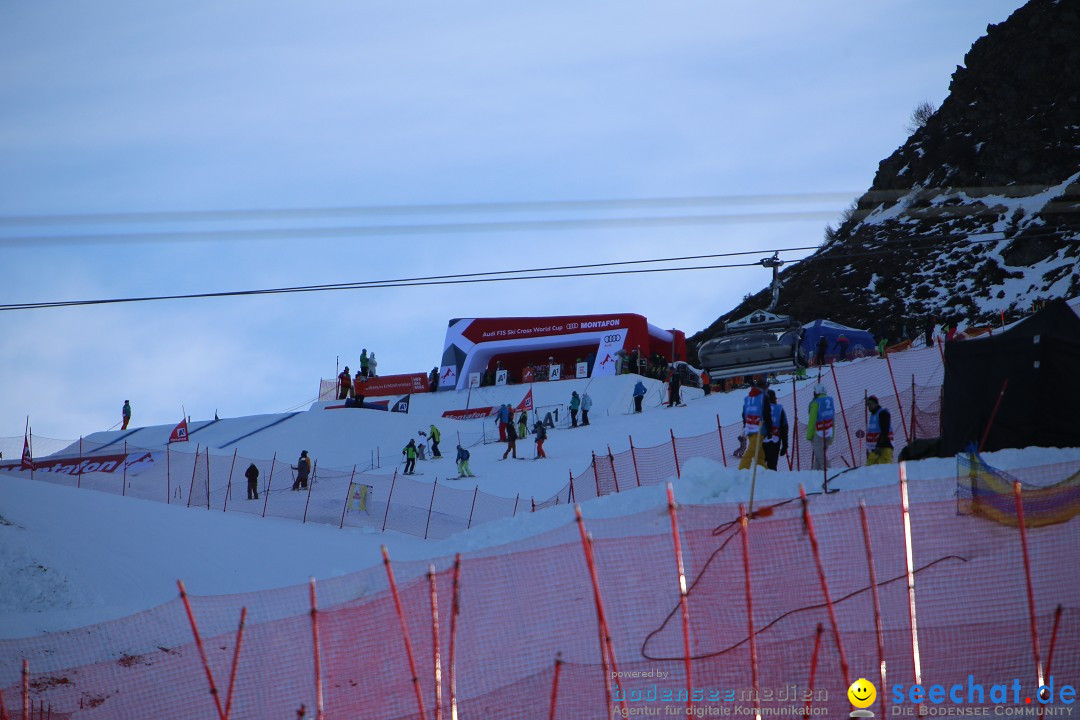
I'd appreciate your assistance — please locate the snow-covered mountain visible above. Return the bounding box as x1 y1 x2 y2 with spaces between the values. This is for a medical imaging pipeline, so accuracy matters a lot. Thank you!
694 0 1080 348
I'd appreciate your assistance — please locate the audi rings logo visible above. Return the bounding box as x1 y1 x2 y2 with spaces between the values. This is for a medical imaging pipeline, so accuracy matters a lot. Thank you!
566 322 579 330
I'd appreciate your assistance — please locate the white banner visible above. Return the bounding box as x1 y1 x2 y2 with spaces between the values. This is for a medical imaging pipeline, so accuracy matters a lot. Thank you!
468 372 481 388
592 329 628 377
439 365 458 390
549 364 562 381
495 369 508 386
576 361 589 379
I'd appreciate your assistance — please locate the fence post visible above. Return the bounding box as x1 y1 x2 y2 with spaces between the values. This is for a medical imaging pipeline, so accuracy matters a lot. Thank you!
739 505 760 720
223 448 238 512
591 452 601 496
899 463 924 691
716 416 728 468
799 484 851 690
568 477 575 504
204 447 212 510
122 441 128 496
22 659 28 720
859 502 889 718
829 366 858 468
339 465 357 529
667 485 693 717
884 349 910 444
466 485 479 529
78 436 83 488
166 443 170 503
186 443 201 509
629 435 641 486
607 445 620 493
309 578 325 720
262 452 276 518
381 469 398 532
910 375 917 442
381 547 427 720
303 461 318 523
424 479 438 540
512 494 520 517
1013 482 1045 694
670 429 681 479
791 379 800 471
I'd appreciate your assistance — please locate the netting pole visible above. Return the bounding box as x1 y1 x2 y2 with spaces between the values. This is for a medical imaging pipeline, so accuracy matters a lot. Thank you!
303 460 318 523
1045 604 1063 679
122 441 127 496
568 478 574 504
798 484 851 689
574 506 627 718
979 379 1010 453
205 447 212 510
715 418 728 468
666 484 693 717
0 687 8 720
261 452 276 518
308 578 324 720
547 653 564 720
223 607 247 720
382 469 397 532
791 380 800 471
381 546 427 720
78 437 83 488
899 462 924 693
21 659 28 720
339 465 357 529
166 443 170 503
177 580 227 720
187 443 202 509
670 429 681 478
739 504 761 720
1013 482 1045 695
910 375 917 442
804 623 823 716
829 366 857 468
591 452 601 496
884 349 910 444
512 494 519 517
607 446 620 493
859 502 888 717
424 480 438 540
428 566 443 720
466 486 479 529
449 554 462 720
223 449 238 512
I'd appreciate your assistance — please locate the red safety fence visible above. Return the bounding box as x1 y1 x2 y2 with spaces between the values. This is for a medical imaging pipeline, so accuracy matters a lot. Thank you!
2 456 1078 719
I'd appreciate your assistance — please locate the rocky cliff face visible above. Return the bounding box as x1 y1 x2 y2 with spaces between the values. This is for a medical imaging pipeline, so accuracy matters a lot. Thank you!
692 0 1080 353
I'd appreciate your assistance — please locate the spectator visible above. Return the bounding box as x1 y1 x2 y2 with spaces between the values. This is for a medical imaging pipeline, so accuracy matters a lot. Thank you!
429 366 440 392
533 421 547 458
360 349 370 378
292 451 311 490
815 335 828 367
836 334 849 362
121 400 132 430
667 368 682 408
806 383 835 471
629 347 640 375
503 421 519 459
701 369 712 396
738 380 771 471
877 335 888 358
865 396 894 465
924 320 934 348
496 404 510 442
352 373 367 407
455 445 475 478
762 390 789 471
369 352 378 377
428 424 442 458
517 410 529 439
245 463 259 500
633 380 647 413
402 440 418 475
586 351 596 376
581 392 593 426
338 367 353 400
569 391 581 428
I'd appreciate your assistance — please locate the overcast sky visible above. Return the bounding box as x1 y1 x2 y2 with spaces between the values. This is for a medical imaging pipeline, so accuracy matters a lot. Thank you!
0 0 1026 442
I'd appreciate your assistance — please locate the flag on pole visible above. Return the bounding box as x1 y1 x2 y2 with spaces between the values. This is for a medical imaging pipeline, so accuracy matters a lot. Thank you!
391 395 411 414
169 418 190 443
515 388 534 412
21 430 35 470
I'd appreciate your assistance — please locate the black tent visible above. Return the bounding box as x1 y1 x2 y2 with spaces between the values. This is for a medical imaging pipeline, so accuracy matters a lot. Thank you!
941 299 1080 455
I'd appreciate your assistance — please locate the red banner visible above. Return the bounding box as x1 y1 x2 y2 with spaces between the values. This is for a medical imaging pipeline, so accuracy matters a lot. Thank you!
441 407 496 420
1 452 131 475
355 373 431 398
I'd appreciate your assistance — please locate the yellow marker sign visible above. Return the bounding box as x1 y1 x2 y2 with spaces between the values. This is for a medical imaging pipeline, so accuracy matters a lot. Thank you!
848 679 877 709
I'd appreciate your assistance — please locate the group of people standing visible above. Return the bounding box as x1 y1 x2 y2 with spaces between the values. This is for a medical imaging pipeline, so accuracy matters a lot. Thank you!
242 449 312 500
336 350 378 400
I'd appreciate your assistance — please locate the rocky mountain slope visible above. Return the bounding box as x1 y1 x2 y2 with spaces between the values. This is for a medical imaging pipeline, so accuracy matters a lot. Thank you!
693 0 1080 352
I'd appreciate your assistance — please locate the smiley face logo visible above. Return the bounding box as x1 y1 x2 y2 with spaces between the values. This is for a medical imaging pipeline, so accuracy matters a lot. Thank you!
848 678 877 709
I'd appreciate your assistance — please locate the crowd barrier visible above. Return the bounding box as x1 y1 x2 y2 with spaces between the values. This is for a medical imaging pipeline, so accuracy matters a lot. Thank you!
1 349 949 542
2 454 1078 719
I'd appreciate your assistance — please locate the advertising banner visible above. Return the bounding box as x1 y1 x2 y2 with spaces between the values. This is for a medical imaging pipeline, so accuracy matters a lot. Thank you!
592 329 628 377
357 373 431 398
495 369 508 386
575 361 588 378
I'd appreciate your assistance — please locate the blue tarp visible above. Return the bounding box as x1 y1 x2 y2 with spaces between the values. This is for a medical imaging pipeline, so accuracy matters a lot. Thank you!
799 320 876 364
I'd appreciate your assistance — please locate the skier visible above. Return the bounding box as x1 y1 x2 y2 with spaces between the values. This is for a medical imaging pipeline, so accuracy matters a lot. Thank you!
503 421 519 459
738 380 771 470
428 424 442 458
337 367 353 400
402 440 418 475
533 420 547 459
517 410 529 440
455 445 475 478
667 368 682 408
865 396 894 465
359 349 369 378
569 391 581 428
836 334 849 362
815 335 828 367
291 451 311 490
121 400 132 430
496 404 510 442
762 390 789 471
581 392 593 426
806 383 835 471
244 463 260 500
633 379 647 413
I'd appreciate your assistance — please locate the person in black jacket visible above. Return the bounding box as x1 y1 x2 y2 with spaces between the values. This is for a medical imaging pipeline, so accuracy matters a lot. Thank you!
245 463 259 500
292 451 311 490
762 390 789 471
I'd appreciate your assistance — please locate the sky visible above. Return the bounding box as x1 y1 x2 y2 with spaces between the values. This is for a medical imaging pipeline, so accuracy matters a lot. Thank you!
0 0 1029 441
